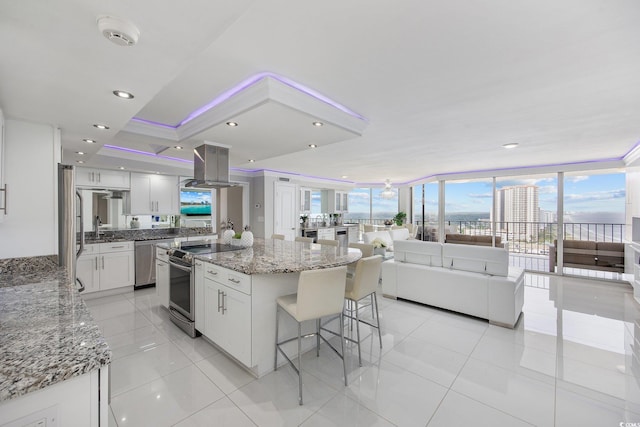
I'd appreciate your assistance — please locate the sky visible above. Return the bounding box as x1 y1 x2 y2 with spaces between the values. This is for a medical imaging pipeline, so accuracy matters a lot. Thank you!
331 172 625 220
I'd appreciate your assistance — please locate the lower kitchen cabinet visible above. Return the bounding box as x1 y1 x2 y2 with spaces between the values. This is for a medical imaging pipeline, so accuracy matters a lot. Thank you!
202 267 251 367
78 242 134 294
0 367 109 427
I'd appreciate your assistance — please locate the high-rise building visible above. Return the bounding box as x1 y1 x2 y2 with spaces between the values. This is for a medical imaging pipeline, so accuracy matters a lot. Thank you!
494 185 540 240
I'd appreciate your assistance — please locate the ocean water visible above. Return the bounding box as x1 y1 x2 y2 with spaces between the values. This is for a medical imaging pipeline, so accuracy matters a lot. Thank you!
181 205 211 215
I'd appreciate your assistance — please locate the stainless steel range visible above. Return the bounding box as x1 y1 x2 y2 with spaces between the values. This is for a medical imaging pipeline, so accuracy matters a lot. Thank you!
167 242 244 337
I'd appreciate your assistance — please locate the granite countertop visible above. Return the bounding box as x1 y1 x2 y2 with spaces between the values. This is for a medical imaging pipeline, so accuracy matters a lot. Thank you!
83 226 215 244
0 256 111 402
192 238 361 275
301 224 358 231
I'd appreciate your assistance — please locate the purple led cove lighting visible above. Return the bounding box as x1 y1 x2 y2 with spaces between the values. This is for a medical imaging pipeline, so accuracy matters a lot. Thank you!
131 72 367 129
130 117 180 129
103 144 193 164
403 155 630 187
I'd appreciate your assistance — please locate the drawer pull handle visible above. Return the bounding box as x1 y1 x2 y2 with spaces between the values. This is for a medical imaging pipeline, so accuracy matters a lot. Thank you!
207 270 218 275
110 245 126 249
228 278 240 284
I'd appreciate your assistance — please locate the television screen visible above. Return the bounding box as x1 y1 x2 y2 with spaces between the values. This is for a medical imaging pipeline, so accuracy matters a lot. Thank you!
180 189 212 216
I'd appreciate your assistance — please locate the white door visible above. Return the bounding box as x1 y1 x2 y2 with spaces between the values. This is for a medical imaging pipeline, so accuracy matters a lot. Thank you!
274 182 297 240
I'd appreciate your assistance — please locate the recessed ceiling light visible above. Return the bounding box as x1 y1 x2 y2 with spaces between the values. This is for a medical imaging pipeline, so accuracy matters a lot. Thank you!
76 160 84 164
312 121 324 127
174 145 183 150
76 151 85 155
112 90 134 99
502 143 519 149
83 138 96 143
93 124 110 130
119 166 125 170
248 159 255 163
226 121 238 127
308 144 318 148
155 171 160 174
341 175 348 179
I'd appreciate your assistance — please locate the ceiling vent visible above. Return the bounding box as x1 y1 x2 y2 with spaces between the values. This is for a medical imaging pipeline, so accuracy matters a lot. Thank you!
97 16 140 47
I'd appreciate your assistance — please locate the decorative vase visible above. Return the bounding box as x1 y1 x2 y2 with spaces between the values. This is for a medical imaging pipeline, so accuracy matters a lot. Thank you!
374 247 386 256
241 230 254 247
223 229 235 244
231 238 242 247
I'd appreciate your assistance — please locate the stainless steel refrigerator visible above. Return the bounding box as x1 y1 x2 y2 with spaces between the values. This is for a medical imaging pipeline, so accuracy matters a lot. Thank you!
58 163 85 292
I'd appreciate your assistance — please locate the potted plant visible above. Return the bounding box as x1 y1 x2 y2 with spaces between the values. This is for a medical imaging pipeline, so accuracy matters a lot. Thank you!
393 211 407 226
231 232 243 246
300 214 309 228
371 237 387 256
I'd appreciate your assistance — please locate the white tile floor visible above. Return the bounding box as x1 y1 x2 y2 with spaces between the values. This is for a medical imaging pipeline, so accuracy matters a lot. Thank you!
84 273 640 426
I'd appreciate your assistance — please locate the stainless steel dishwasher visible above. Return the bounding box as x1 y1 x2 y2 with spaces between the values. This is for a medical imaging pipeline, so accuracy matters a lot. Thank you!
134 238 175 289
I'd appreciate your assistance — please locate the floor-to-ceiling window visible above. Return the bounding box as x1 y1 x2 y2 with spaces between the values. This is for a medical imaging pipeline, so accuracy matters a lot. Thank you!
412 182 439 240
496 173 558 272
443 178 494 241
372 187 398 225
561 170 625 279
345 187 371 225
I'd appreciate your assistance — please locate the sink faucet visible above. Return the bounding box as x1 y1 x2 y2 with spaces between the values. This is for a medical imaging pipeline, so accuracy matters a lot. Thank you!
94 215 102 239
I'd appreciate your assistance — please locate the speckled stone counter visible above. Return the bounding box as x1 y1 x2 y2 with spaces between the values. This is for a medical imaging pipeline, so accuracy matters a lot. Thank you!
83 226 214 243
0 257 111 402
189 238 361 275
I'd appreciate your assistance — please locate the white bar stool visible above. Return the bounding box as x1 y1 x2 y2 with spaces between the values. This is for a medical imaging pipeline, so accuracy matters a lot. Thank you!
343 255 383 366
274 265 348 405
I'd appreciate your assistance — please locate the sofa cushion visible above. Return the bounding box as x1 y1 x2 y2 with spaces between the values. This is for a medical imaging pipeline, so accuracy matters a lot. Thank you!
445 234 502 247
389 227 410 241
394 240 443 267
563 240 597 266
595 242 624 269
442 243 509 276
363 231 393 250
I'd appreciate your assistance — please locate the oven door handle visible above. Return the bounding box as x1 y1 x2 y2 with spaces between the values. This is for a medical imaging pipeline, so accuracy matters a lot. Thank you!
168 259 192 272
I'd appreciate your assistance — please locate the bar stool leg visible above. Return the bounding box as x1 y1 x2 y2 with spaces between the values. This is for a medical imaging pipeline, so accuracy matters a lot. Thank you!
355 298 362 366
339 312 348 386
316 318 321 357
373 292 382 348
274 305 280 370
298 322 303 405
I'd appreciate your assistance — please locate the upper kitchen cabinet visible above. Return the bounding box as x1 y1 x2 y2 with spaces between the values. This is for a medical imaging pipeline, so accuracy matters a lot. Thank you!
321 190 349 213
0 109 5 224
300 188 311 213
128 173 179 215
76 167 130 189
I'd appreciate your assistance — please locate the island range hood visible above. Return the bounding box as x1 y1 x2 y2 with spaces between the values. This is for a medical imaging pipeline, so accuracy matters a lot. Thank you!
183 144 236 188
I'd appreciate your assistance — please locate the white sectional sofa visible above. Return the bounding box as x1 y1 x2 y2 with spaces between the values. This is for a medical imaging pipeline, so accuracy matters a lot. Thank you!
381 240 525 328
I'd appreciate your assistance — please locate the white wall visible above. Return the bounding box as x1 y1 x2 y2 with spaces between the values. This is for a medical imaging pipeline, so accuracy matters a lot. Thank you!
0 120 60 259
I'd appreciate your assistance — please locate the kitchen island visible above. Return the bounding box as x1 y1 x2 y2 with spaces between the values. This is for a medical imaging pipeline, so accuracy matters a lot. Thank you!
165 238 361 377
0 256 111 427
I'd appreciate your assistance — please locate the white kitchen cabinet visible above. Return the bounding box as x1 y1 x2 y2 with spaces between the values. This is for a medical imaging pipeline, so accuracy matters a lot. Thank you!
129 173 179 214
156 245 170 308
0 108 5 223
347 225 358 243
76 167 130 189
321 190 349 213
0 367 109 427
318 227 335 240
300 188 311 213
78 242 134 294
202 265 251 366
77 245 100 293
